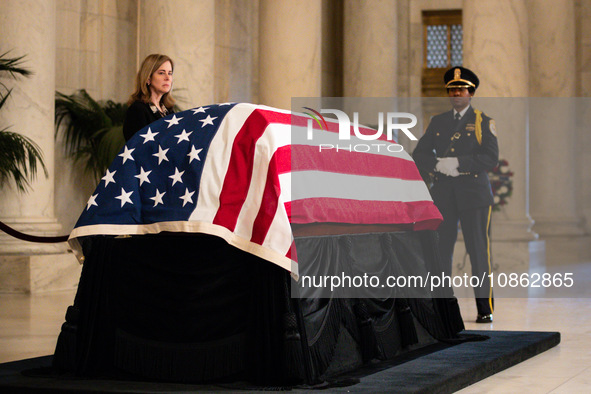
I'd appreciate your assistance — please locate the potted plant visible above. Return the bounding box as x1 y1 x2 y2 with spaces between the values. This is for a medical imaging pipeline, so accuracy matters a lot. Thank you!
0 51 47 192
54 89 126 183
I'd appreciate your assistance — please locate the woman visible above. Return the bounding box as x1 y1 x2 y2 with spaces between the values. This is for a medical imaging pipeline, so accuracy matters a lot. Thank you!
123 54 176 141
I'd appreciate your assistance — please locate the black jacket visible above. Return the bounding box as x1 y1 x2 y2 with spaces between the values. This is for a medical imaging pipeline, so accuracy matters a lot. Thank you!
123 100 174 142
412 106 499 210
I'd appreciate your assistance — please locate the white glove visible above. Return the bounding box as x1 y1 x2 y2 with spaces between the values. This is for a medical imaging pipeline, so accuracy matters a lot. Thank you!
436 157 460 177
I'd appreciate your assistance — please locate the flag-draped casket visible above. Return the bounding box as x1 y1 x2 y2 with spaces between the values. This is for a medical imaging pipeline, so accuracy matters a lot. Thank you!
55 103 463 386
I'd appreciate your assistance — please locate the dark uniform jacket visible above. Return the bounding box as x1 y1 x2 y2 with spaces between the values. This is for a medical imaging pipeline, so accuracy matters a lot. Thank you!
412 106 499 211
123 100 174 142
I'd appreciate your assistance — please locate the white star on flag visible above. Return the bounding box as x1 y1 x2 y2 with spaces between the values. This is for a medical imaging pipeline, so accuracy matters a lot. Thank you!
153 145 170 164
150 189 166 207
174 129 193 144
187 146 203 163
135 167 152 186
169 167 185 186
179 188 195 207
115 188 133 207
139 128 158 143
119 146 135 164
164 114 183 128
191 107 207 115
102 169 116 187
86 194 98 210
199 115 217 128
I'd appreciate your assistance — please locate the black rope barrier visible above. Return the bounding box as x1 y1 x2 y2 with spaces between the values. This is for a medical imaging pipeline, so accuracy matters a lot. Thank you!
0 220 70 243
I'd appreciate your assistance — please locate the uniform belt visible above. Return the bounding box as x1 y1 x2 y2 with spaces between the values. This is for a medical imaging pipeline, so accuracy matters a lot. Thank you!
433 172 479 181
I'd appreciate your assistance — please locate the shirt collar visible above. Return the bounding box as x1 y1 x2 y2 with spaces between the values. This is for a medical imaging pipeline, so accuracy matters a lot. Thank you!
149 103 169 116
454 105 471 119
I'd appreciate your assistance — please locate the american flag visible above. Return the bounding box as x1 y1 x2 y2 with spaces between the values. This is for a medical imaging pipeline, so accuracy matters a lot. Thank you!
69 103 442 277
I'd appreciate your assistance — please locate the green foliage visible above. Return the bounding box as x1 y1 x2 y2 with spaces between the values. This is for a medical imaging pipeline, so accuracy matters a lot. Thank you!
0 129 48 192
55 89 126 182
0 51 32 91
0 51 47 192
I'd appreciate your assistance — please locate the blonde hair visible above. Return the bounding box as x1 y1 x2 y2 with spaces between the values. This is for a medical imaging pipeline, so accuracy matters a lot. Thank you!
128 54 176 109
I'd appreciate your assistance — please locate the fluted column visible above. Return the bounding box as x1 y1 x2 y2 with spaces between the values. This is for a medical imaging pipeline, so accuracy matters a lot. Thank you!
0 0 64 254
464 0 528 97
463 0 536 243
580 0 591 237
452 0 547 276
259 0 322 110
139 0 216 108
343 0 397 97
528 0 582 237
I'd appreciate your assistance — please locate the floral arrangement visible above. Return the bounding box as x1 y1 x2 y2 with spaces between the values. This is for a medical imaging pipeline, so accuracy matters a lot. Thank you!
488 158 513 211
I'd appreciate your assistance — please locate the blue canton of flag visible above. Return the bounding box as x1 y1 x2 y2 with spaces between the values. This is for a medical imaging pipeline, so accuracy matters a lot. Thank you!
75 103 238 228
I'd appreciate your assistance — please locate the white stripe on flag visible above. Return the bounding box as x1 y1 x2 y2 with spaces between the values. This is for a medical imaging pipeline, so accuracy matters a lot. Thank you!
261 199 293 257
282 171 432 202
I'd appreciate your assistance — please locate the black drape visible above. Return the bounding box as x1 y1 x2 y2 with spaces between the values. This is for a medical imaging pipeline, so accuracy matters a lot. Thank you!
53 230 464 385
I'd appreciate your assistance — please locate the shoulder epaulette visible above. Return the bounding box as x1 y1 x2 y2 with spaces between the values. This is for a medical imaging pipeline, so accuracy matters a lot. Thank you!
474 109 483 145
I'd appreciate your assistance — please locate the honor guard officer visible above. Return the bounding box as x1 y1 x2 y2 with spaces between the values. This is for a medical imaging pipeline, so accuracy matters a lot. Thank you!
413 67 499 323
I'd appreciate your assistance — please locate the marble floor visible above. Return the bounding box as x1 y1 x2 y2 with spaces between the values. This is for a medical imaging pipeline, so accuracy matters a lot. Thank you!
1 269 590 392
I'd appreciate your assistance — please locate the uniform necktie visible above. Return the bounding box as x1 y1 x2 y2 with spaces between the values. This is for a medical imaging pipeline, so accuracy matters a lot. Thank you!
453 113 461 129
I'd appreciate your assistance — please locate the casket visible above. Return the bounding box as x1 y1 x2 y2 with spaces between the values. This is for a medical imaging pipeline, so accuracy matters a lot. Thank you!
53 103 464 385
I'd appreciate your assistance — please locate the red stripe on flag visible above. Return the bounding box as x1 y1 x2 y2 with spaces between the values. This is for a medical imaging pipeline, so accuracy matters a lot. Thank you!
213 109 291 231
286 240 297 261
291 145 422 180
286 198 442 230
275 145 291 174
250 150 282 245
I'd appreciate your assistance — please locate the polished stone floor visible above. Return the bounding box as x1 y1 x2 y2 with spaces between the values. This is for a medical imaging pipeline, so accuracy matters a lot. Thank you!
1 266 590 392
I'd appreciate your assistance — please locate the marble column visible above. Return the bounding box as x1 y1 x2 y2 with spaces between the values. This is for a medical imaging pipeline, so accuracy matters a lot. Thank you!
343 0 397 97
259 0 322 110
139 0 216 108
579 1 591 237
459 0 545 274
528 0 583 237
463 0 529 97
54 1 139 236
0 0 65 255
463 0 533 240
214 0 259 103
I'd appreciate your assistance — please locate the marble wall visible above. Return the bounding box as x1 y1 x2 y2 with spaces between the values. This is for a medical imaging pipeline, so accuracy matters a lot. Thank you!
343 0 398 97
0 0 64 254
139 0 216 108
527 0 583 238
259 0 322 110
214 0 260 104
576 0 591 234
56 0 138 102
54 0 139 233
463 0 534 244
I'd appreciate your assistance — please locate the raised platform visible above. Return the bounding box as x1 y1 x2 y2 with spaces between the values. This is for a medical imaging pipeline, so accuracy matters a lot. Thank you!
0 253 81 294
0 330 560 393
